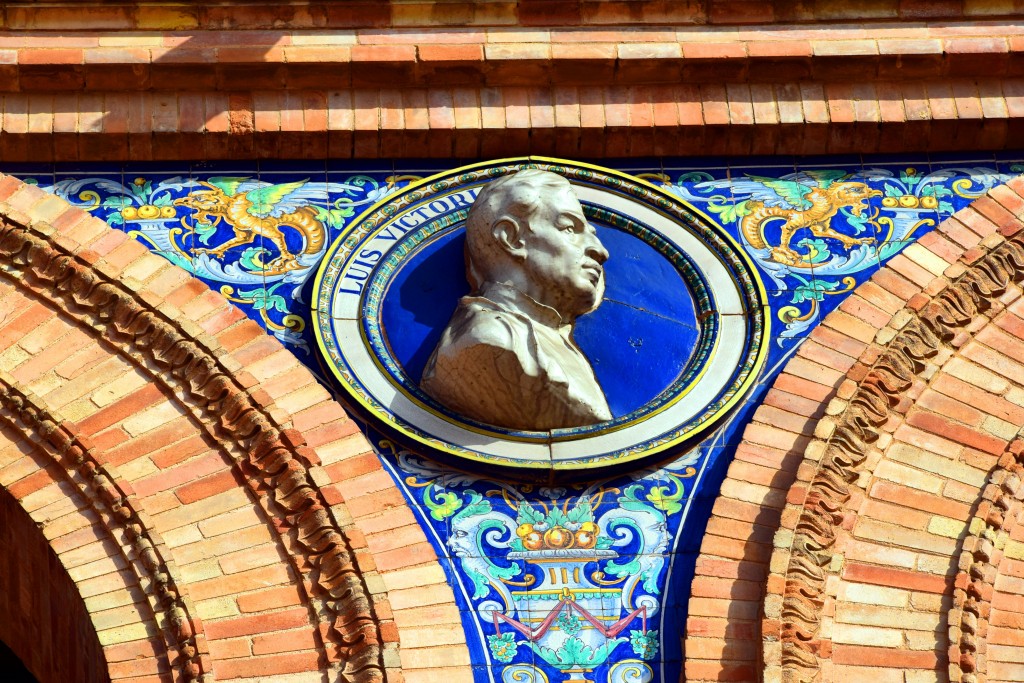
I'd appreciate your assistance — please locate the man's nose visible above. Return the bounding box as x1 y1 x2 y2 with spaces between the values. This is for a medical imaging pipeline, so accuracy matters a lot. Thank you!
584 230 609 264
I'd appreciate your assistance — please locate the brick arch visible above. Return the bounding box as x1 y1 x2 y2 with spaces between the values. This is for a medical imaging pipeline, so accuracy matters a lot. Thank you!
986 470 1024 683
0 432 111 683
686 179 1024 683
0 174 470 683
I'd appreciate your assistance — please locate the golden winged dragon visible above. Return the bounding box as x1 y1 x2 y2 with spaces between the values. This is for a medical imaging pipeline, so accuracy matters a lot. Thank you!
731 172 882 267
175 177 326 273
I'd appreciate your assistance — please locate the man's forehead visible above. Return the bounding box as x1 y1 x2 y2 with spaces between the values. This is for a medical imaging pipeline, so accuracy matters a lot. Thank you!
546 186 585 214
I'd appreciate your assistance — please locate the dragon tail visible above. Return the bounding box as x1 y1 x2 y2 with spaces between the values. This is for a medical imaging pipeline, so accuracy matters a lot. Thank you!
290 206 326 255
740 203 789 250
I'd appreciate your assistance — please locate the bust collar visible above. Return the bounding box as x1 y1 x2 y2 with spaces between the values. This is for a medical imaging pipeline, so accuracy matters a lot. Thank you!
478 282 569 330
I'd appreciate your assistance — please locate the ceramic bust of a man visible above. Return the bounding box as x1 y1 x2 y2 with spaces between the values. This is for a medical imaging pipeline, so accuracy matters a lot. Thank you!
420 169 612 431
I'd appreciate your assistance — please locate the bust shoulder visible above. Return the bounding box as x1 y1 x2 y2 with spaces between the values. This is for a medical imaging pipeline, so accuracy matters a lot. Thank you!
441 296 527 354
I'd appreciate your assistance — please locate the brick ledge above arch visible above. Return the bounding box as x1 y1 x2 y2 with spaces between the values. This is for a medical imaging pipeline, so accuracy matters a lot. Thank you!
3 15 1024 159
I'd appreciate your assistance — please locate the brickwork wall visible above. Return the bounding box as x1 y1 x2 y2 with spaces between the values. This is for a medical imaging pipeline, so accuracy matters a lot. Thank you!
4 1 1022 30
1 3 1024 159
3 4 1024 682
687 180 1024 682
0 176 471 683
988 511 1024 682
0 466 111 683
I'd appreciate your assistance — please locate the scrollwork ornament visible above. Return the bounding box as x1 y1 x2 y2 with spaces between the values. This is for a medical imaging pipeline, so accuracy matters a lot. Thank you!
949 438 1024 683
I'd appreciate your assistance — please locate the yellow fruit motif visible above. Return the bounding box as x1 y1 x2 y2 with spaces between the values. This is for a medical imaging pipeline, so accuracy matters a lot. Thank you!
574 530 597 549
881 197 898 208
516 523 534 538
137 204 159 219
574 522 599 548
160 205 176 218
120 206 138 219
921 196 938 209
523 531 544 551
543 526 574 549
898 195 919 208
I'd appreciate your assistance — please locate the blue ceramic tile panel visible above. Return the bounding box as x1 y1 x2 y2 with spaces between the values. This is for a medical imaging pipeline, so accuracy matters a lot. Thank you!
994 151 1024 179
31 153 1024 683
5 162 55 189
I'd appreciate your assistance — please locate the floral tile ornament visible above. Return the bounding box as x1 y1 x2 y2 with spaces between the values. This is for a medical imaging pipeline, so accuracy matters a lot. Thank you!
382 442 682 683
32 154 1024 683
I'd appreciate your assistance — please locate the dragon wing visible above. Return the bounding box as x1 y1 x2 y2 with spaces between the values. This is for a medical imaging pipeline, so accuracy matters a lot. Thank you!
206 176 255 196
721 174 814 210
789 169 849 189
744 175 815 210
244 180 325 218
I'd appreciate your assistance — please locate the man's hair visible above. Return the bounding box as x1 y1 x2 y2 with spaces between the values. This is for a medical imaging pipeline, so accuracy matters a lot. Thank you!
464 169 571 291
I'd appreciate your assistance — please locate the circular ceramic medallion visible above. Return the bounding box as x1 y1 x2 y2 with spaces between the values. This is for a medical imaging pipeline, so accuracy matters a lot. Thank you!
313 158 769 475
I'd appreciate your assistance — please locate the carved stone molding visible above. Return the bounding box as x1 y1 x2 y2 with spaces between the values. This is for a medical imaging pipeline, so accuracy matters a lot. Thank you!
0 206 388 681
949 437 1024 683
767 233 1024 682
0 372 208 681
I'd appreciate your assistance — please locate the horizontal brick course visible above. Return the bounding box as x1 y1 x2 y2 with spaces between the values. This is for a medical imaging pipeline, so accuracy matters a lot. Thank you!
4 79 1024 160
3 16 1024 158
4 1 1024 32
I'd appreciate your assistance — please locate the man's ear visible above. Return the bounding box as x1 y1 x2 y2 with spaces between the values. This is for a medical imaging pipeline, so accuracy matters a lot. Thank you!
492 217 527 260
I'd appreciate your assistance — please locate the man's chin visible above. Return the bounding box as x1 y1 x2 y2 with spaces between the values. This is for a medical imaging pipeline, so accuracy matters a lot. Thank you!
571 289 603 317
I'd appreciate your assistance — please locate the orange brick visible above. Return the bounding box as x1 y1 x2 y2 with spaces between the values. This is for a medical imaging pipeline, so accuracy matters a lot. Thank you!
915 390 985 427
207 636 251 661
374 542 440 572
176 469 242 505
204 607 310 641
418 44 482 62
237 585 304 613
251 627 318 655
150 435 209 470
7 468 58 501
218 543 283 575
832 645 937 668
104 417 198 467
214 651 320 679
691 575 763 601
906 410 1005 455
773 372 834 402
77 383 165 435
191 564 291 602
19 48 84 65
